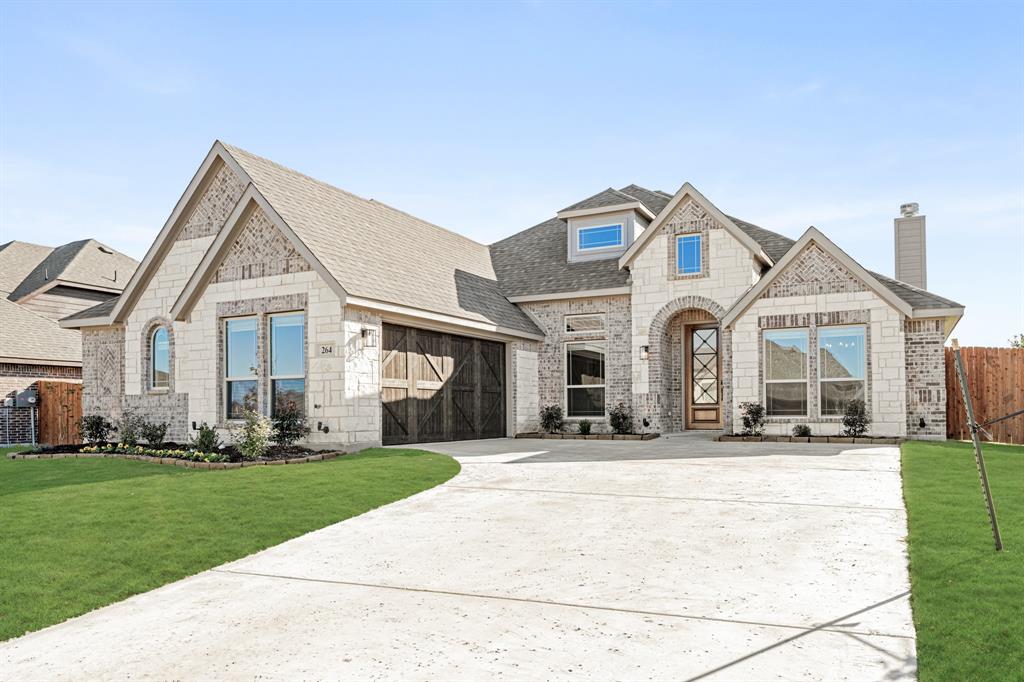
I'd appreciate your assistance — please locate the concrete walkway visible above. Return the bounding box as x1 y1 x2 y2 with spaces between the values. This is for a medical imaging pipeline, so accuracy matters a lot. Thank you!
1 436 916 681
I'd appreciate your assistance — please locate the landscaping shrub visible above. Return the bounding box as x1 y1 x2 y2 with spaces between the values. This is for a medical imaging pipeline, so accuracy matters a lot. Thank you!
739 402 766 436
80 415 114 443
273 405 311 446
190 422 221 453
117 411 145 446
539 405 564 433
608 402 634 435
81 443 227 462
792 424 812 437
841 399 871 437
235 409 272 461
140 420 168 446
577 419 592 436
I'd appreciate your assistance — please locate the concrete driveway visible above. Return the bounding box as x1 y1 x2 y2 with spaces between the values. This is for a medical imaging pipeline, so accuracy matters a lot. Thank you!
1 435 916 681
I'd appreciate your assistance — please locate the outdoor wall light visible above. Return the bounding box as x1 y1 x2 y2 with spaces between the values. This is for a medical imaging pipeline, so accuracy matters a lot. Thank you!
640 345 650 360
361 327 378 349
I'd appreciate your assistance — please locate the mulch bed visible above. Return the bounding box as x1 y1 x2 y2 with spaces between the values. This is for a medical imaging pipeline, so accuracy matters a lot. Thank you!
715 435 901 444
9 442 347 468
515 432 660 441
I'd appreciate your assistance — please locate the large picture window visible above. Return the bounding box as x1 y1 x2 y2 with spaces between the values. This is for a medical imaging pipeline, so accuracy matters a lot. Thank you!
270 312 305 416
566 342 605 417
225 318 258 419
763 329 808 416
150 327 170 389
819 326 866 416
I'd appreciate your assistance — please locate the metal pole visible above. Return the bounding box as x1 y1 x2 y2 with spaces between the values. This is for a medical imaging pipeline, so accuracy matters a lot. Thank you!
951 339 1003 551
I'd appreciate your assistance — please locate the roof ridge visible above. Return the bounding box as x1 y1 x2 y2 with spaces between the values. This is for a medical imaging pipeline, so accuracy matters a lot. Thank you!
220 141 491 252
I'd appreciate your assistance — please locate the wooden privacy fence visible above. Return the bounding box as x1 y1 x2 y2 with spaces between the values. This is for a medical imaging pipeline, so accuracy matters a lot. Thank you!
37 380 82 446
945 346 1024 444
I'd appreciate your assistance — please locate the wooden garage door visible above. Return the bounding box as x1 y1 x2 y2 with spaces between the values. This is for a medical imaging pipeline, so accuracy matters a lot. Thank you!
381 323 506 445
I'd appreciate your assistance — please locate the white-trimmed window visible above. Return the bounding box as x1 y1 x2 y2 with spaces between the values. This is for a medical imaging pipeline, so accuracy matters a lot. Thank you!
566 342 605 417
676 234 702 274
225 317 258 420
577 224 623 251
150 327 170 389
565 313 606 334
763 328 808 416
819 325 866 416
269 312 306 417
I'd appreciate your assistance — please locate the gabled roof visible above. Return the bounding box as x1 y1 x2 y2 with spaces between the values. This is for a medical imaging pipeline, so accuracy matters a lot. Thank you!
0 297 82 365
0 241 53 295
618 182 772 268
64 141 542 339
7 239 136 302
722 227 964 327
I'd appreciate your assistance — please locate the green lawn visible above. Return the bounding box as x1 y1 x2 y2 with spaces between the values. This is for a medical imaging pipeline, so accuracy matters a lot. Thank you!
901 440 1023 681
0 447 458 641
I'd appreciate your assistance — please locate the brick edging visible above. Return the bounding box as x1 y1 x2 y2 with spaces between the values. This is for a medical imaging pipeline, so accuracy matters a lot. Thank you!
6 451 345 468
714 435 902 444
515 433 660 441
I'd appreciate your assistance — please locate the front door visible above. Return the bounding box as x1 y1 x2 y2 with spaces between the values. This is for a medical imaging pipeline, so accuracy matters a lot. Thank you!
685 324 722 429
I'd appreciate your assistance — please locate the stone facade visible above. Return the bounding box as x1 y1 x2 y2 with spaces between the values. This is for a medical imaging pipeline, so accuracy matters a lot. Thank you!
904 318 946 438
176 163 246 241
511 341 540 433
517 295 631 433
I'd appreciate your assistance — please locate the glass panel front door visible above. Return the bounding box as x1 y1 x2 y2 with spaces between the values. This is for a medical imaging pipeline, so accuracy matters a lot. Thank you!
687 325 722 428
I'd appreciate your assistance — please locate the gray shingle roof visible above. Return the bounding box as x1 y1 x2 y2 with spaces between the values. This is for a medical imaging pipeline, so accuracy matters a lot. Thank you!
221 144 542 336
61 296 119 322
0 297 82 364
618 185 672 216
0 241 53 295
560 188 643 213
7 239 137 301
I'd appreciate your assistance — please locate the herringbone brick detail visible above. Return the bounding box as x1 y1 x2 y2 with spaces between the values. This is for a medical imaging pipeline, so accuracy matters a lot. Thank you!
765 243 865 298
177 162 246 241
214 207 311 283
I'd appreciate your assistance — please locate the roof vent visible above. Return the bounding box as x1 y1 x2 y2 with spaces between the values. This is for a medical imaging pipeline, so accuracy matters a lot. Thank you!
900 202 919 218
98 245 114 254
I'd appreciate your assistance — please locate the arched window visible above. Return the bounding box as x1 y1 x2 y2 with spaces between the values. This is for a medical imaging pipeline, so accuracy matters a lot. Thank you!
151 327 170 389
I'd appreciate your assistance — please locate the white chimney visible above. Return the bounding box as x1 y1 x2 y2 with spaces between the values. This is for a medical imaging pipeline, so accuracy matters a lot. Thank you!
894 202 926 289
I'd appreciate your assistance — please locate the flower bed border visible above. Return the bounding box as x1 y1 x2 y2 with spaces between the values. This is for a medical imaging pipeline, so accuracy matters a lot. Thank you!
515 432 660 441
714 435 902 444
6 451 346 468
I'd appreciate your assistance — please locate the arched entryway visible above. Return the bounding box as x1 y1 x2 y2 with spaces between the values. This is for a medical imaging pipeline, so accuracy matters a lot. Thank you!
648 296 729 433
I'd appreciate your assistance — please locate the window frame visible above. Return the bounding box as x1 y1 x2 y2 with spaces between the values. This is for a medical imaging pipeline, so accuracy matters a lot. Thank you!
676 233 703 275
267 311 306 417
564 340 607 418
149 326 170 390
763 327 810 418
223 315 259 421
817 324 867 417
577 223 624 252
564 313 607 335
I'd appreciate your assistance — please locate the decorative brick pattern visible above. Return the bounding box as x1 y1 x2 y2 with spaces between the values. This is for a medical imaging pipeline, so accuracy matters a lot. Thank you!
756 310 872 424
765 243 866 298
215 293 308 425
139 317 175 394
644 295 727 432
664 199 716 281
82 325 126 419
904 318 946 437
213 208 311 283
176 163 246 241
517 296 631 433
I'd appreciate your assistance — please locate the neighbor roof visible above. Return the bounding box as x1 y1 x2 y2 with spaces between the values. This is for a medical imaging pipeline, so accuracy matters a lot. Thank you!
6 239 137 302
0 297 82 364
0 241 54 296
221 144 541 336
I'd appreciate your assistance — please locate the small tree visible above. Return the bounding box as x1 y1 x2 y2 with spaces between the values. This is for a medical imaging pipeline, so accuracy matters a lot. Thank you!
140 421 169 446
272 405 311 446
608 402 634 435
739 402 766 436
117 411 145 446
841 399 871 437
80 415 114 444
539 405 564 434
235 409 272 460
189 422 221 453
577 419 593 436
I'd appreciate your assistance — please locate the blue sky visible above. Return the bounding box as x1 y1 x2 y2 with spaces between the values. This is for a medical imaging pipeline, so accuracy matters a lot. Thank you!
1 1 1021 345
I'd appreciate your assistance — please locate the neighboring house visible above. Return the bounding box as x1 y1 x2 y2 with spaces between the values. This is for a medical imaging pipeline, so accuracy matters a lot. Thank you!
0 239 138 442
62 142 962 449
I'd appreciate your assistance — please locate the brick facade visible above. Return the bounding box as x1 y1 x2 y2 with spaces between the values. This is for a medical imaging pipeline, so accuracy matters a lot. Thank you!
213 208 311 283
764 243 866 298
176 163 246 241
904 318 946 438
663 199 715 281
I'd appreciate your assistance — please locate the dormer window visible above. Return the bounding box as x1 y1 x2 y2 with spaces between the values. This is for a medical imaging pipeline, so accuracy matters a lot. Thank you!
578 224 624 251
